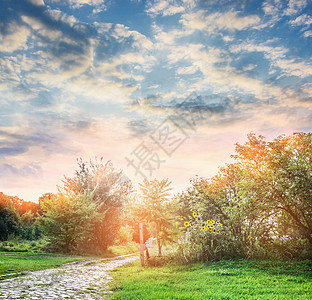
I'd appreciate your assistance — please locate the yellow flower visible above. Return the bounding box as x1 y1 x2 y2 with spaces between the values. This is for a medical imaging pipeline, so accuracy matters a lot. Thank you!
211 220 215 224
206 225 210 229
248 235 251 239
218 223 222 227
206 219 211 223
210 224 214 228
184 221 190 227
192 212 197 217
209 228 212 231
201 226 205 231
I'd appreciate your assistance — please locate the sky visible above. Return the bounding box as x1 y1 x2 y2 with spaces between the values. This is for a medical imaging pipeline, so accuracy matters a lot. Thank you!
0 0 312 202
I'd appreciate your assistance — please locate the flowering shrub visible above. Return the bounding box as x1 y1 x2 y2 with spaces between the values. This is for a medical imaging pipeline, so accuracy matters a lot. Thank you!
176 212 253 263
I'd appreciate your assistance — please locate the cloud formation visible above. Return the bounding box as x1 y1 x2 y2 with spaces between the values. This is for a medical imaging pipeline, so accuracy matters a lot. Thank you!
0 0 311 201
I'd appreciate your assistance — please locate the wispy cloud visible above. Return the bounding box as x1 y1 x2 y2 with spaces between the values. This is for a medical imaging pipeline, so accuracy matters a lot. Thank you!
284 0 307 16
0 163 42 177
262 0 309 27
180 10 261 34
230 41 312 78
146 0 196 17
303 30 312 37
290 13 312 31
50 0 107 11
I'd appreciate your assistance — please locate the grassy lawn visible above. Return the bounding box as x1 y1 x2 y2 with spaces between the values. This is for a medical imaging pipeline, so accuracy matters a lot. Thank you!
108 259 312 299
0 241 139 281
0 252 84 280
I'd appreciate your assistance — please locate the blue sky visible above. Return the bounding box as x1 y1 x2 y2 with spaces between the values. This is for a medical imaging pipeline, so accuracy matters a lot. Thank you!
0 0 312 201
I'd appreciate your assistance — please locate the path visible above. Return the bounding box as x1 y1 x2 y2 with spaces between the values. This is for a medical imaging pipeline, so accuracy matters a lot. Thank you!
0 254 139 299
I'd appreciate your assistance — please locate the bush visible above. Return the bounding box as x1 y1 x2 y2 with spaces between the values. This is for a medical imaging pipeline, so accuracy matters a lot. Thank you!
0 238 49 253
147 255 173 267
174 214 252 263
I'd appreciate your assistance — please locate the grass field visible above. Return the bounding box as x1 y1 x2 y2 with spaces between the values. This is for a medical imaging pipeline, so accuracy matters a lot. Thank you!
0 240 139 281
108 259 312 299
0 252 84 280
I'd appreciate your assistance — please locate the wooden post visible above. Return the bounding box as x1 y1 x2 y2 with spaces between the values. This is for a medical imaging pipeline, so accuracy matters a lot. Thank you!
139 222 144 266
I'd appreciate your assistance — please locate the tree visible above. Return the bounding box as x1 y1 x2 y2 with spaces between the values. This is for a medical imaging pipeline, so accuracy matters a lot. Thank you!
57 158 132 252
235 132 312 248
0 192 40 241
136 178 174 256
176 132 312 260
0 194 20 241
37 191 103 253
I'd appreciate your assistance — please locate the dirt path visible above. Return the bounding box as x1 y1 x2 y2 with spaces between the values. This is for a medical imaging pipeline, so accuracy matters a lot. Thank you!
0 254 139 299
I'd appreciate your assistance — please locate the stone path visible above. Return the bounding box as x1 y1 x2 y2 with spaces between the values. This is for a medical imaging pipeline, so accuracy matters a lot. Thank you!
0 254 139 299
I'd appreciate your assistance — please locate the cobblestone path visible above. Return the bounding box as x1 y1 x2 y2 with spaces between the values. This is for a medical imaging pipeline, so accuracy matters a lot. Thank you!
0 254 139 299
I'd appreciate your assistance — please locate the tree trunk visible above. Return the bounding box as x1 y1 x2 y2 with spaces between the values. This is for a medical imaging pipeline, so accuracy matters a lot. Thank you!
145 245 150 260
157 238 162 256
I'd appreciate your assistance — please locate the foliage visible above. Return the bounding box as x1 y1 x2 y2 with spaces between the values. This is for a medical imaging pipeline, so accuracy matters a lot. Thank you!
0 193 40 241
114 225 134 245
235 132 312 257
133 179 176 256
37 191 104 253
0 199 20 241
61 158 132 251
176 212 249 263
176 132 312 261
38 158 132 253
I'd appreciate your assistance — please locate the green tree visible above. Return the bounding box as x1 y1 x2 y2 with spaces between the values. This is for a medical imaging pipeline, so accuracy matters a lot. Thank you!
0 194 20 241
177 132 312 260
136 178 174 256
235 133 312 253
57 158 132 252
0 192 41 241
37 191 103 253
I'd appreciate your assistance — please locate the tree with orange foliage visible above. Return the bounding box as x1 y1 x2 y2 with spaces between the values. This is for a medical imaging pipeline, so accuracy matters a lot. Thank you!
177 132 312 260
38 158 132 253
235 132 312 249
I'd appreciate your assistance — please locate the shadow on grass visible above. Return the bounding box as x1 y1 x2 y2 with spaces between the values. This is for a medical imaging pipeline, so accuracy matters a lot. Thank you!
202 259 312 279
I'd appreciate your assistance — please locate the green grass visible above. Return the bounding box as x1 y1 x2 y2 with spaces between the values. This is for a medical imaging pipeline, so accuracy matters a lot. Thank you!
108 259 312 299
0 252 84 280
0 240 139 281
108 242 139 256
0 238 50 253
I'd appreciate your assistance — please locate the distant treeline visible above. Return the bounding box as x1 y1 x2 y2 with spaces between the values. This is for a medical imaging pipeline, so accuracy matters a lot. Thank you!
0 192 41 240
